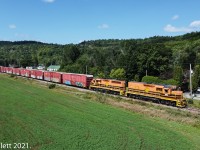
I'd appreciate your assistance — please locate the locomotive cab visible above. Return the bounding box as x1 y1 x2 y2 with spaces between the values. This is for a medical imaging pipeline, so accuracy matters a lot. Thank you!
164 88 170 96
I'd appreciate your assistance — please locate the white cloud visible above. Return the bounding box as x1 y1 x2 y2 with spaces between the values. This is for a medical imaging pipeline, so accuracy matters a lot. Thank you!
43 0 55 3
98 24 109 29
164 18 200 33
9 24 16 29
190 20 200 28
164 24 192 33
172 15 179 20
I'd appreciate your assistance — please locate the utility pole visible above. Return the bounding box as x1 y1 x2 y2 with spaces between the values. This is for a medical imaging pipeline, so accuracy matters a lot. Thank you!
146 70 147 76
190 63 192 98
86 65 87 74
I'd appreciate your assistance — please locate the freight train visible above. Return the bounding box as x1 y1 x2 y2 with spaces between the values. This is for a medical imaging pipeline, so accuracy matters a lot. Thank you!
0 66 187 108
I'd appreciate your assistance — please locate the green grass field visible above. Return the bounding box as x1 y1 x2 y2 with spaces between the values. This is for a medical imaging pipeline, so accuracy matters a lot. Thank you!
0 74 200 150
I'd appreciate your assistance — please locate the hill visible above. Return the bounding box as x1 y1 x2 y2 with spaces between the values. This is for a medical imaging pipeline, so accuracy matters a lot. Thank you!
1 32 200 87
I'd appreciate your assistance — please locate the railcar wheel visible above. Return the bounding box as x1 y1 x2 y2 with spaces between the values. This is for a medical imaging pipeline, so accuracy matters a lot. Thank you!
171 101 176 107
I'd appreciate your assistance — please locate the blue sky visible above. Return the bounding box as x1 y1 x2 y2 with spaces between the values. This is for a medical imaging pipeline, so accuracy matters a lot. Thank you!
0 0 200 44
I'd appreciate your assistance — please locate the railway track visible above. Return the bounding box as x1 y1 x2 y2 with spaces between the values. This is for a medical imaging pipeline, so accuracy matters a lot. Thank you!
2 73 200 114
183 107 200 114
35 77 200 114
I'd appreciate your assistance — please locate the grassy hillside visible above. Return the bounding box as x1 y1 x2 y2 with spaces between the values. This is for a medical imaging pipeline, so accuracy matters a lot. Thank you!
0 74 200 150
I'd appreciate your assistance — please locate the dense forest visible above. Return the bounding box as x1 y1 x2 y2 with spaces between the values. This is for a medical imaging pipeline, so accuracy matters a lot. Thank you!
1 32 200 91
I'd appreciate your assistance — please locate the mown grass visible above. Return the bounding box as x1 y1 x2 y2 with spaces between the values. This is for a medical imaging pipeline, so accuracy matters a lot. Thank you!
0 74 200 150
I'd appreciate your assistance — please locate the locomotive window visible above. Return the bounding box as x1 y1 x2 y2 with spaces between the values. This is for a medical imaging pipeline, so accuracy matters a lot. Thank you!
164 89 168 93
156 88 162 92
111 81 121 84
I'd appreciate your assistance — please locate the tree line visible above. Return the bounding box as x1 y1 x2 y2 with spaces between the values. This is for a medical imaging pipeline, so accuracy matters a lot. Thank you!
1 32 200 91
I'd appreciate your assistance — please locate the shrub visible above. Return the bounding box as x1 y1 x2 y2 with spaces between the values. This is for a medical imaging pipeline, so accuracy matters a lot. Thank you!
141 76 178 86
141 76 161 84
10 74 16 78
188 99 194 104
48 84 56 89
164 79 178 86
109 68 125 80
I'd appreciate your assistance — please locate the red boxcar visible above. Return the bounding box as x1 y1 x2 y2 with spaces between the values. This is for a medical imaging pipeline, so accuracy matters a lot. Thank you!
31 70 44 80
30 70 36 78
62 73 93 88
35 70 44 80
24 69 31 77
20 69 31 77
2 67 6 73
4 67 7 73
4 67 8 73
20 69 26 76
1 66 3 72
0 66 2 72
13 68 21 75
52 72 62 83
6 67 13 74
44 71 52 81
